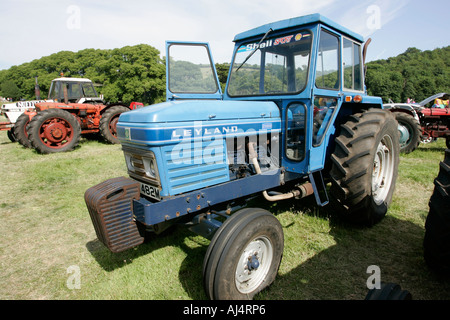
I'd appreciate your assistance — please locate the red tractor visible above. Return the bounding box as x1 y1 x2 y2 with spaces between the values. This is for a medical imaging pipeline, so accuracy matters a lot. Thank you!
384 93 450 153
15 77 143 153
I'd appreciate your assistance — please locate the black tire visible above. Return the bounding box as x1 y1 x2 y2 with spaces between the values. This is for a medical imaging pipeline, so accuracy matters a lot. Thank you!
394 112 421 154
99 106 129 144
28 109 81 154
330 108 399 226
446 136 450 149
13 113 32 148
203 208 284 300
423 149 450 273
365 282 412 300
7 129 16 142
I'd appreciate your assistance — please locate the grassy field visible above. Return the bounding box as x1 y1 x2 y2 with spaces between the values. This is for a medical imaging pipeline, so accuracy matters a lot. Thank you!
1 127 449 300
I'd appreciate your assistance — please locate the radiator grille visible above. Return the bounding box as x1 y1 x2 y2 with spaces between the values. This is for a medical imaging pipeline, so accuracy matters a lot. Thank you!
161 139 230 196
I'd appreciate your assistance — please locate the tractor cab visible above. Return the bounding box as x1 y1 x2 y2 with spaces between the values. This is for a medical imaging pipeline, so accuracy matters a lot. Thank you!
48 77 103 104
165 14 380 177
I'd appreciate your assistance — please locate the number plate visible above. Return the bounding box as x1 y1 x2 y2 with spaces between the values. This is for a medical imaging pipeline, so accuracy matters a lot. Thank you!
140 182 161 201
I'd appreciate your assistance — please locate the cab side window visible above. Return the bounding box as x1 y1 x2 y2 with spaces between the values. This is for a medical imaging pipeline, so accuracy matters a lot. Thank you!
286 103 306 161
343 38 363 91
315 30 340 90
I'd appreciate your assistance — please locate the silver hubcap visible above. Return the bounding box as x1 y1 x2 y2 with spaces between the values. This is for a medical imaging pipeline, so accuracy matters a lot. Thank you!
398 123 410 147
372 134 395 205
235 236 273 294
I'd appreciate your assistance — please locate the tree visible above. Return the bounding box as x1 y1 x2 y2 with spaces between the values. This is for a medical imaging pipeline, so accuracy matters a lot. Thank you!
0 80 22 100
365 46 450 102
216 63 230 92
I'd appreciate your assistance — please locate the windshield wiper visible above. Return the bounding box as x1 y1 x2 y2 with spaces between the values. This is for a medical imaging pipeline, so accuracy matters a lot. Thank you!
235 28 273 72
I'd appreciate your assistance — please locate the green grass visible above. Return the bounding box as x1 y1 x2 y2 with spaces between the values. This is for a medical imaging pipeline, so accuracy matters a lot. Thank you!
1 131 449 300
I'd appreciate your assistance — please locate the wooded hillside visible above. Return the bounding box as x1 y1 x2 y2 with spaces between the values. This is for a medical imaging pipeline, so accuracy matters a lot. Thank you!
365 46 449 103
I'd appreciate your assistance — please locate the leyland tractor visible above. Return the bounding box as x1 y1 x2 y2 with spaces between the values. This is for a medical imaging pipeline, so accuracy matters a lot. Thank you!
15 77 143 153
85 14 399 300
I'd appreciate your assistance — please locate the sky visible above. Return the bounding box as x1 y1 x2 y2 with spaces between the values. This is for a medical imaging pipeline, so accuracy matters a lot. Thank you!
0 0 449 71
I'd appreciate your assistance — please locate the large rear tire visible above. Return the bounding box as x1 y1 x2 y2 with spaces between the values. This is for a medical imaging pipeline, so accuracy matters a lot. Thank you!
203 208 284 300
423 149 450 273
330 108 399 226
365 282 412 300
28 109 81 154
99 106 129 144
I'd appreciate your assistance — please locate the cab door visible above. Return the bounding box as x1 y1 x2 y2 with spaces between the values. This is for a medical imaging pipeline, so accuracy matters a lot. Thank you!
165 41 222 101
310 27 343 172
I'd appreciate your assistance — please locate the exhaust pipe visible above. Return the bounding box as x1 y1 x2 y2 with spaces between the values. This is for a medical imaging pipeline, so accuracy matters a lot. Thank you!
247 142 314 201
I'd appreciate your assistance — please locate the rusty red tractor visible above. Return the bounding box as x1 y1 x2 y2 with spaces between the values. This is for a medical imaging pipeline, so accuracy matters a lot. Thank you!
14 77 143 153
384 93 450 153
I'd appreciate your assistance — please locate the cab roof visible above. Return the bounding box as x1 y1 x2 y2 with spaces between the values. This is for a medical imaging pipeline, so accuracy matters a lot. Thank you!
52 77 92 83
233 13 364 43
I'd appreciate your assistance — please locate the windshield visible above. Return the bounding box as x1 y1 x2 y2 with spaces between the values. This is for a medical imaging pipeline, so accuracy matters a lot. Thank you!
228 30 312 97
168 44 219 94
48 80 98 101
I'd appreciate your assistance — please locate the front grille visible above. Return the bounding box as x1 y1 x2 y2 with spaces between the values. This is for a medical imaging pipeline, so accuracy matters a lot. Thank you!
161 139 230 196
121 139 230 198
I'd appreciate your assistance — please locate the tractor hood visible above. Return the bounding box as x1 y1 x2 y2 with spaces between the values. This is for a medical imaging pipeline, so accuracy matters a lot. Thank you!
117 100 281 146
118 100 280 123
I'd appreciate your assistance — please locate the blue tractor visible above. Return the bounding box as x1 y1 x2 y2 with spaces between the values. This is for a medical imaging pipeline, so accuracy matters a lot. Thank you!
85 13 399 300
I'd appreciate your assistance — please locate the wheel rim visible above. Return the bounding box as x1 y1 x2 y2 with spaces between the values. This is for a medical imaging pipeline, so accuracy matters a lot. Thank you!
39 117 74 148
372 134 395 205
421 134 432 144
235 236 273 294
109 115 120 137
23 120 29 138
397 122 411 148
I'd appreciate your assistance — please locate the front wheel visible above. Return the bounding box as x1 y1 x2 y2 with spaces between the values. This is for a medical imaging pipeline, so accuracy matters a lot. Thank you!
330 108 399 226
14 113 31 148
28 109 81 154
203 208 284 300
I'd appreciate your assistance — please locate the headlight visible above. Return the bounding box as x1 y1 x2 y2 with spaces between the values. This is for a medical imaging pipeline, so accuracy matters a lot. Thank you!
123 148 160 184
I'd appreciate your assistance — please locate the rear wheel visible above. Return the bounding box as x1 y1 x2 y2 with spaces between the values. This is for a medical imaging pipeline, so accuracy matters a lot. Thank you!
28 109 81 154
424 149 450 273
394 112 421 154
99 106 129 144
203 208 284 300
365 282 412 300
14 113 32 148
330 108 399 226
7 129 16 142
